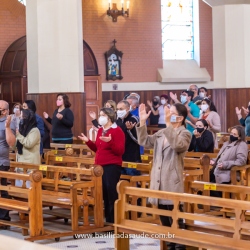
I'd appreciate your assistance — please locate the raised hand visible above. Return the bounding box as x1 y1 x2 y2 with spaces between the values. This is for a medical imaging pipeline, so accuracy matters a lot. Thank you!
206 120 213 128
5 115 11 128
242 106 249 116
92 125 100 133
125 121 136 130
185 104 191 113
170 92 177 102
99 134 112 142
235 107 241 116
78 133 89 142
147 100 153 107
139 104 151 125
193 129 201 138
89 111 97 120
43 112 49 119
164 106 171 126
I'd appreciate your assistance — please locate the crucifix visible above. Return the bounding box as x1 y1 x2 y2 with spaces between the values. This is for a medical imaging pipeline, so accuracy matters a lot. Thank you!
113 39 117 47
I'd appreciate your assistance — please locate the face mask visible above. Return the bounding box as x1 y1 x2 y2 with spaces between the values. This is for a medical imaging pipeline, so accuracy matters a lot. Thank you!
117 109 127 119
57 100 63 107
170 115 182 123
230 135 239 142
161 99 166 105
153 101 158 106
129 105 133 112
181 95 187 104
99 116 108 126
0 109 5 116
196 127 205 133
13 108 19 114
199 92 205 98
201 104 209 112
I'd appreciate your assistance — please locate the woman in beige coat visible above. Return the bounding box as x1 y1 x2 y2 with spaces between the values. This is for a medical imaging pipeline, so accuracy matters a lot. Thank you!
199 98 221 148
136 103 191 250
210 125 248 197
15 109 40 188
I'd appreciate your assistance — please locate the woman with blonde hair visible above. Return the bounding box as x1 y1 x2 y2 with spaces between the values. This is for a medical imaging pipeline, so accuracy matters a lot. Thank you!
90 100 117 128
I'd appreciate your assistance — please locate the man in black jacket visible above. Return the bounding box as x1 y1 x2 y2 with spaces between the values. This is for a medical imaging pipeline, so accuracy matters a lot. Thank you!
116 100 141 176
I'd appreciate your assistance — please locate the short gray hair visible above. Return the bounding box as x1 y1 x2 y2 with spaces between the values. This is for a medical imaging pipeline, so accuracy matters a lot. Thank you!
189 84 198 91
127 95 139 106
118 100 130 108
130 92 140 101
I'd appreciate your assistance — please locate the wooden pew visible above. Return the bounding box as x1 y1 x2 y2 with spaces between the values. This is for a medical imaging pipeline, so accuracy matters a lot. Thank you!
0 170 44 238
9 162 109 241
114 180 250 250
50 143 95 157
146 126 163 135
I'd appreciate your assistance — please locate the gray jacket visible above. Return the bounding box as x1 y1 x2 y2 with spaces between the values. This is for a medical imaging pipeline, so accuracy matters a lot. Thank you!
213 140 248 183
136 124 191 206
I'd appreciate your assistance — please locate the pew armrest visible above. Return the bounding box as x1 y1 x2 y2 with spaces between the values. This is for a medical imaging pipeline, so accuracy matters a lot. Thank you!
70 181 94 190
231 165 250 171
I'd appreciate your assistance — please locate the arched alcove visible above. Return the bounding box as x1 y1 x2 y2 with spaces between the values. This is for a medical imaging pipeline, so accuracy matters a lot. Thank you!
0 36 99 108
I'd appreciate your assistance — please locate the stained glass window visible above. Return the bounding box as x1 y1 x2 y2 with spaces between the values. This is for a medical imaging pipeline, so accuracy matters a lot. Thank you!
18 0 26 6
162 0 194 60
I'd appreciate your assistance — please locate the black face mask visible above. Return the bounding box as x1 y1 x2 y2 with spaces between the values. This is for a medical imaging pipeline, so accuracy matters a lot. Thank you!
196 127 205 134
153 101 158 106
230 135 239 142
0 109 5 116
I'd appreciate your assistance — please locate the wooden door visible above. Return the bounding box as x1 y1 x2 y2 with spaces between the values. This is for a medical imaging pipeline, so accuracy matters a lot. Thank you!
84 75 102 132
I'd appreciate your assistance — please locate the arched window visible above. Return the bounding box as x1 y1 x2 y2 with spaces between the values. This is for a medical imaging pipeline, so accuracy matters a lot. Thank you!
162 0 194 60
18 0 26 5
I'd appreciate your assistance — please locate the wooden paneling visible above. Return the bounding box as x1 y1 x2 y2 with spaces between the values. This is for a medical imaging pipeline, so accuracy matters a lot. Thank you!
26 92 86 137
84 75 102 131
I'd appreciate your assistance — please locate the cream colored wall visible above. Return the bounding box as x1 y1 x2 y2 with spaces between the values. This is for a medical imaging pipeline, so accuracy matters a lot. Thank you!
26 0 84 93
212 3 250 89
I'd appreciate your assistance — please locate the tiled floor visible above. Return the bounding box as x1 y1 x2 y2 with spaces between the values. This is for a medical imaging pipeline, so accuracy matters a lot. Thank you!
0 209 198 250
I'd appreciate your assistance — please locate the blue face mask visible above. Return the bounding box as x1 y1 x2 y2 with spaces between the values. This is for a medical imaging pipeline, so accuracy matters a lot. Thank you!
129 105 133 112
181 95 187 104
170 115 182 123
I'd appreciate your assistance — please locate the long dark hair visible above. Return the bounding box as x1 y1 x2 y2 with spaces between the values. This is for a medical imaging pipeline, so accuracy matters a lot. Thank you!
17 109 37 155
173 103 188 127
57 93 71 108
24 100 36 113
202 98 217 112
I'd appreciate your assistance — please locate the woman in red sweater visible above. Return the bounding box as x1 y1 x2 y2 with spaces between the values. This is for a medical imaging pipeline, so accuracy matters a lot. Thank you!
78 107 125 223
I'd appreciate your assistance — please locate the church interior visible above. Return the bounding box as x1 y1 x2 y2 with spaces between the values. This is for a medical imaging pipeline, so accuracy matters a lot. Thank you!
1 0 250 249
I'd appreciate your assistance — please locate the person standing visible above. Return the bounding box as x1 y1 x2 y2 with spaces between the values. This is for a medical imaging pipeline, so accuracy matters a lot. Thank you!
127 95 140 117
189 84 203 103
43 94 74 144
78 108 125 223
147 96 160 126
0 100 16 223
148 94 170 128
15 109 41 187
23 100 44 155
236 102 250 143
11 103 22 129
170 90 200 135
116 100 141 176
136 103 191 250
199 98 221 148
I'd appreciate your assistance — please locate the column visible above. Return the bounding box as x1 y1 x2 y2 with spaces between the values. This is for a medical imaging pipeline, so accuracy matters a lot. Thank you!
26 0 86 135
204 0 250 88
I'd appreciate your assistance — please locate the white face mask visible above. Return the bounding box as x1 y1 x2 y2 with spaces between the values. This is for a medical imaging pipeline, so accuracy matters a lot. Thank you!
13 108 19 114
99 116 108 126
161 99 166 105
201 104 209 112
199 92 205 98
117 109 128 119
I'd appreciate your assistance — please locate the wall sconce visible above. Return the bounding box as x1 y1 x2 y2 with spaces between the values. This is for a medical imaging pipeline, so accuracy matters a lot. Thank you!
107 0 129 22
